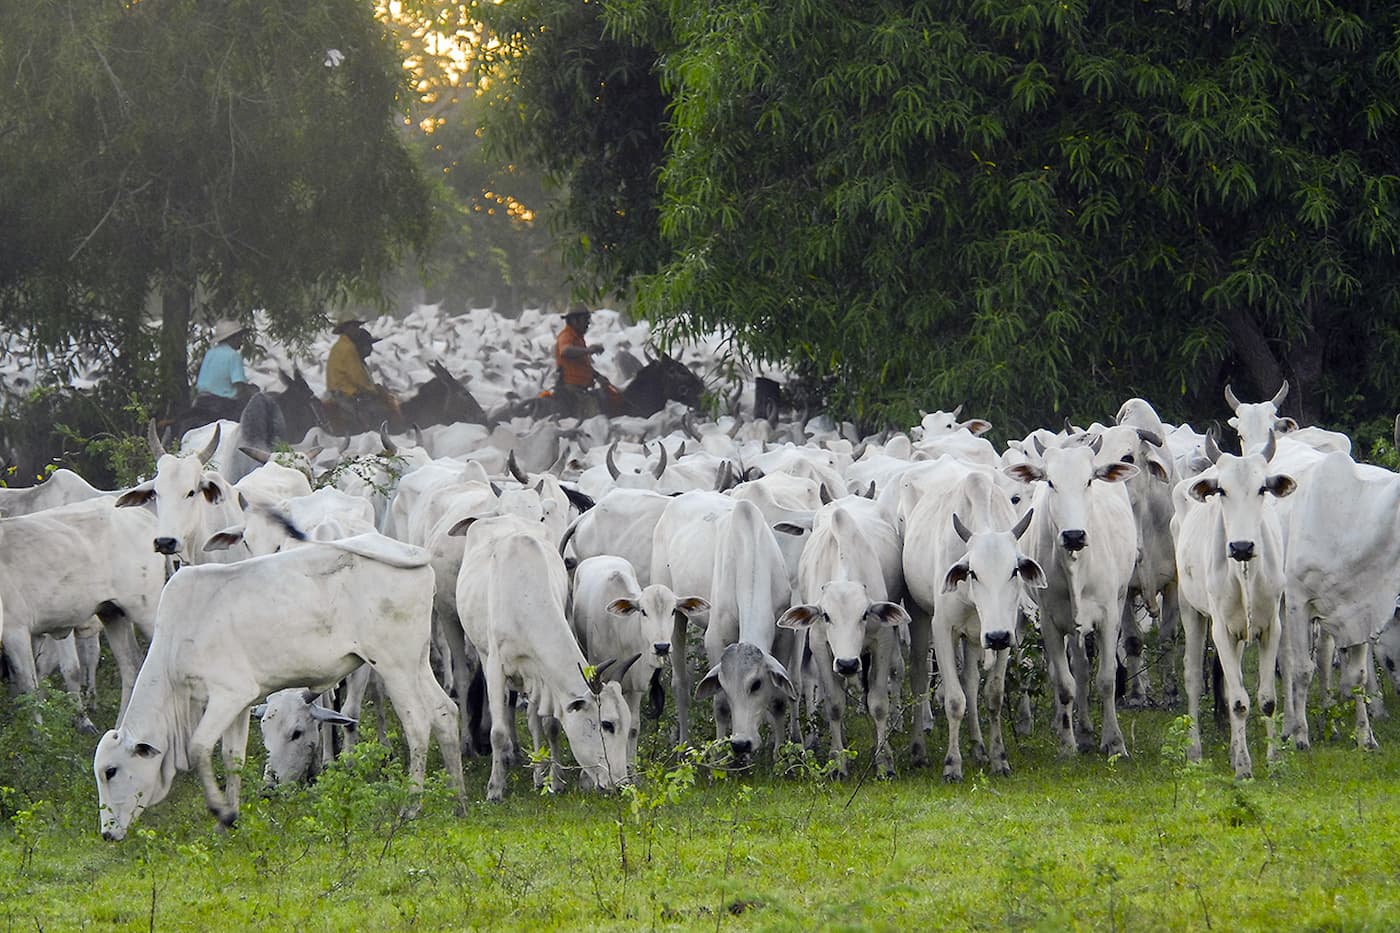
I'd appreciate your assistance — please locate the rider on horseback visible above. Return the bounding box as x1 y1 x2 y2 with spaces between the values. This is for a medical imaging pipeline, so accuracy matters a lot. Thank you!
553 306 615 417
325 318 401 433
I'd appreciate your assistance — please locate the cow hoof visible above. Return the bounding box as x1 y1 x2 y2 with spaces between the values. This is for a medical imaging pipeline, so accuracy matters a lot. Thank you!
970 743 987 765
1075 738 1095 755
911 745 929 768
218 808 239 829
991 759 1011 777
1102 740 1127 759
1361 736 1380 752
943 769 963 784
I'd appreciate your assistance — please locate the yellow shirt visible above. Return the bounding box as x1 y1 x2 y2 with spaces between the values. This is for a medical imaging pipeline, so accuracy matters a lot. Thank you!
325 335 378 398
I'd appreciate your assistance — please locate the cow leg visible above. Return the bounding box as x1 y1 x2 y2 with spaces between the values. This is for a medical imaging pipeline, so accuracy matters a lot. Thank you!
907 608 933 767
932 623 965 782
1013 614 1035 737
670 613 692 747
1256 613 1282 767
188 698 253 826
868 629 896 778
625 690 643 769
439 616 477 756
1317 630 1337 729
1042 625 1076 754
1158 581 1182 708
1210 619 1252 779
1339 643 1379 751
1097 609 1127 758
527 707 564 792
1120 599 1150 709
420 670 467 813
483 655 513 802
96 610 144 723
983 647 1011 776
1180 602 1207 762
963 642 986 767
1280 591 1313 750
381 664 464 815
811 637 848 776
1364 645 1385 721
1067 634 1095 754
219 713 251 823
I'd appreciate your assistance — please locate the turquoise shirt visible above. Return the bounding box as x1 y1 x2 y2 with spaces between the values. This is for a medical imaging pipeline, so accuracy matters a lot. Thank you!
195 343 246 399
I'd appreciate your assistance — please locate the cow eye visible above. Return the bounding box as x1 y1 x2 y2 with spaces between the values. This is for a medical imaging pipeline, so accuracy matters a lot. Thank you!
185 490 196 498
1045 480 1055 490
1010 495 1021 505
1122 453 1135 463
749 680 762 694
290 729 304 741
966 570 978 582
104 766 118 780
601 720 616 734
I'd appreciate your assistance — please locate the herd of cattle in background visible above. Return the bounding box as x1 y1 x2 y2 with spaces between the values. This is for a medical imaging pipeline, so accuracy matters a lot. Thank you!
1 307 1399 842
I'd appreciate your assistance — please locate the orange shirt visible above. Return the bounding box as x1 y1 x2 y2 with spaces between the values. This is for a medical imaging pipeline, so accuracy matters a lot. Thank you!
555 324 594 387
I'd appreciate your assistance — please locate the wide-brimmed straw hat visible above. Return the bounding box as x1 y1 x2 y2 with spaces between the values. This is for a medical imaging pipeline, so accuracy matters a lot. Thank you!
211 319 247 343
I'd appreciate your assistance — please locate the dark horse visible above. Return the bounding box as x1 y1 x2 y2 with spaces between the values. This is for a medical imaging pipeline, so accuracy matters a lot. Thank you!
514 352 706 420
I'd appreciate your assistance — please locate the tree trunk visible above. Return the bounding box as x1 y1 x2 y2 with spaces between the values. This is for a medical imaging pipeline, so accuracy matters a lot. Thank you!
158 284 192 419
1221 306 1287 410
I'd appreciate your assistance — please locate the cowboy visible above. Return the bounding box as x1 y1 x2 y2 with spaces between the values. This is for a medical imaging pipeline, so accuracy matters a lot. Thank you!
553 306 611 417
325 319 400 432
194 319 253 421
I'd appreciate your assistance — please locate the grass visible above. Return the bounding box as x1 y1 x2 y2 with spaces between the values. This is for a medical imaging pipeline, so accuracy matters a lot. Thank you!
3 675 1400 931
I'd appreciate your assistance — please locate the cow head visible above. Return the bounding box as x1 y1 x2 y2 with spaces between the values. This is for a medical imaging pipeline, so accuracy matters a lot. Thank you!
1187 431 1295 563
1090 423 1172 484
778 580 908 676
608 585 709 667
562 658 639 791
1225 381 1297 454
941 509 1045 650
694 642 797 760
115 424 227 558
94 728 175 841
255 689 356 787
1004 443 1137 553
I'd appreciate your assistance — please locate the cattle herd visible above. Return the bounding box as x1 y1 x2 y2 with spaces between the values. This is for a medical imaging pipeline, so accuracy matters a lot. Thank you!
2 320 1398 843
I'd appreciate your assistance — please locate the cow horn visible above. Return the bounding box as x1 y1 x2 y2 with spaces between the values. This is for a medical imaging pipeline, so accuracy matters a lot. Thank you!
194 424 221 465
1063 417 1080 436
338 433 350 454
1011 507 1035 540
379 423 397 456
682 410 701 440
715 460 733 491
1134 428 1164 448
615 651 644 682
507 450 529 485
1224 383 1241 411
652 442 668 479
147 419 167 459
851 440 867 461
489 481 503 497
1032 436 1047 456
1261 429 1277 463
1088 434 1103 455
675 440 687 459
1204 431 1223 464
413 424 424 448
239 446 271 465
952 512 972 543
606 442 621 480
863 481 876 499
951 403 964 419
728 416 743 438
1271 379 1289 409
819 484 833 506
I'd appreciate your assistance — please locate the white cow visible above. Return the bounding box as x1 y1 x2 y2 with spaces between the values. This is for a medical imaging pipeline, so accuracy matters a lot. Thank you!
558 488 674 583
1006 439 1138 757
1173 433 1294 778
1282 450 1400 752
904 468 1043 781
252 687 358 786
778 502 908 776
453 513 634 800
93 534 465 839
570 555 709 764
0 498 163 721
115 424 240 565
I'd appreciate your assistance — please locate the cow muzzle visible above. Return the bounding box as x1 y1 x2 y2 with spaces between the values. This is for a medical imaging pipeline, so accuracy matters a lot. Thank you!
834 657 861 678
729 737 753 758
652 643 671 657
1060 529 1087 551
983 631 1013 651
153 537 179 555
1228 540 1256 562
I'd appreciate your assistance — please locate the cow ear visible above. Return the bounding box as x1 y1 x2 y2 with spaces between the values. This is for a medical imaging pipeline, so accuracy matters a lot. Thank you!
943 559 972 593
200 479 224 504
251 704 268 719
308 706 358 727
133 742 162 759
676 596 710 615
1189 478 1221 502
962 419 992 437
606 598 640 617
203 527 246 551
1004 463 1044 485
1275 417 1299 433
238 491 250 511
1094 462 1138 483
448 517 479 537
115 483 155 508
777 605 822 630
866 601 910 627
1144 456 1170 482
1017 556 1048 589
764 656 799 701
566 697 590 713
772 521 807 537
1266 475 1297 498
694 664 723 701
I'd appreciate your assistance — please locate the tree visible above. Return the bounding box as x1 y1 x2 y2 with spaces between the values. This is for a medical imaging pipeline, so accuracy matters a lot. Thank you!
487 0 1400 435
0 0 432 413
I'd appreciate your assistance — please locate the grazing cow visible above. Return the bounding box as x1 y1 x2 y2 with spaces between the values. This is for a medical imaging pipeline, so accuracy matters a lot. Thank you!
559 488 675 584
778 502 909 776
115 423 239 565
204 487 376 557
93 534 466 839
0 499 163 722
1006 439 1138 757
1281 450 1400 752
252 688 358 786
570 555 709 764
904 468 1044 781
453 513 634 800
1173 433 1294 778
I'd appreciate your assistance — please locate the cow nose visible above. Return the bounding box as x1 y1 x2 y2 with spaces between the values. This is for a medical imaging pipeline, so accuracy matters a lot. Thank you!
652 643 671 657
834 657 861 677
153 537 178 555
1060 529 1087 551
984 631 1012 651
729 737 753 757
101 830 118 842
1228 540 1255 562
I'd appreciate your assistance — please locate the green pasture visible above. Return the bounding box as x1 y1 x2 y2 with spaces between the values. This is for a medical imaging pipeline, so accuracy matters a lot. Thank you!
2 679 1399 931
